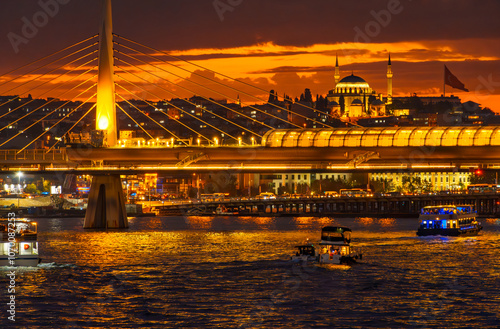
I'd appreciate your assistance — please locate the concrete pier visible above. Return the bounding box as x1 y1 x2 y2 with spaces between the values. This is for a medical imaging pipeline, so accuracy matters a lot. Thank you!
84 175 128 229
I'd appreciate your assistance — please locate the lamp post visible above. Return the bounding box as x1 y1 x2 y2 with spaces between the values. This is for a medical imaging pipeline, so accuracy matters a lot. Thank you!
17 172 23 208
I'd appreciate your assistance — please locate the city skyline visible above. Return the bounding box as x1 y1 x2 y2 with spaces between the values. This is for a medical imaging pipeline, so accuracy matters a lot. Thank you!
0 0 499 111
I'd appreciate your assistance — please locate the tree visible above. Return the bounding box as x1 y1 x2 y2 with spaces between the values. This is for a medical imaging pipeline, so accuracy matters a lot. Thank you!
25 183 39 195
369 179 394 193
42 180 51 193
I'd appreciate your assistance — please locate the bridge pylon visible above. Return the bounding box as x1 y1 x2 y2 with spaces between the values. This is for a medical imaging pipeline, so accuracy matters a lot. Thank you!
84 175 128 229
96 0 117 147
84 0 127 229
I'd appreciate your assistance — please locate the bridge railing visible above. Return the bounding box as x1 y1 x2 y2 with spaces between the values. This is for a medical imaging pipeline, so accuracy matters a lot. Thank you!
0 149 67 161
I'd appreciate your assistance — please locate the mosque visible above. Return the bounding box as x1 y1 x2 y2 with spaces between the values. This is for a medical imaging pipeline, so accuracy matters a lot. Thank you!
326 54 392 119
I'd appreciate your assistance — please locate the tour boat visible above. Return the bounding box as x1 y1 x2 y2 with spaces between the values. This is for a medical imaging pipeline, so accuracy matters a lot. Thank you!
0 219 40 267
291 226 362 265
318 226 362 265
416 205 482 237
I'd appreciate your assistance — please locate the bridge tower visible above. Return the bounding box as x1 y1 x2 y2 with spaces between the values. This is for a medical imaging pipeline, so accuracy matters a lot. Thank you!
84 0 128 229
96 0 117 146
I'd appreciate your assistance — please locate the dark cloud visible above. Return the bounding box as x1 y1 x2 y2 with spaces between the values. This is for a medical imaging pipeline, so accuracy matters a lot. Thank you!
1 0 500 109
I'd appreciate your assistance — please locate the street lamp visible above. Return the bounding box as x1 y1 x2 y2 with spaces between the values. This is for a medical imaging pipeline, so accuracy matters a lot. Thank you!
17 172 23 208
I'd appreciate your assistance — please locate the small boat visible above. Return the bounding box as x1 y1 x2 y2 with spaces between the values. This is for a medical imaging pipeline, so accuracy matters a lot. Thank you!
416 205 482 237
0 218 41 267
291 227 362 265
214 205 238 216
291 242 317 262
318 226 362 265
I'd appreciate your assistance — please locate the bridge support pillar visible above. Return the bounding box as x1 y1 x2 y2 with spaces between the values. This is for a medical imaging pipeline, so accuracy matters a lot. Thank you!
84 175 128 229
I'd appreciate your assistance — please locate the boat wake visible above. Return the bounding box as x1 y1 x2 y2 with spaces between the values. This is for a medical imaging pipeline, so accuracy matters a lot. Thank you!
37 262 77 269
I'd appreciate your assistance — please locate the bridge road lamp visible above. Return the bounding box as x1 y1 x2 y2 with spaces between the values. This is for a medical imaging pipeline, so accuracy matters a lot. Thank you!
17 172 23 208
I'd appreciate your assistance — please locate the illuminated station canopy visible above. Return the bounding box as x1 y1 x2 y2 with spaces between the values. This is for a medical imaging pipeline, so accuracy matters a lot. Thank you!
262 127 500 148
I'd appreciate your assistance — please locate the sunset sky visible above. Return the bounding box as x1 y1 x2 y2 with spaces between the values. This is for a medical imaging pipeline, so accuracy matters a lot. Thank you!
1 0 500 110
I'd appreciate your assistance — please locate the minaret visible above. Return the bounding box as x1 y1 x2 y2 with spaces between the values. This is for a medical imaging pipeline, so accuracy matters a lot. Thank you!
96 0 117 147
334 53 340 87
387 53 393 105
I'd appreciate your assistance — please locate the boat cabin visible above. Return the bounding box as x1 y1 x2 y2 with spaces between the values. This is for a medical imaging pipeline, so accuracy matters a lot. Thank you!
0 219 38 259
294 244 316 257
420 205 473 216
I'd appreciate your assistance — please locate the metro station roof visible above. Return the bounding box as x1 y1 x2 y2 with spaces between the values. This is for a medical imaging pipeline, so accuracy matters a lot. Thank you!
262 127 500 148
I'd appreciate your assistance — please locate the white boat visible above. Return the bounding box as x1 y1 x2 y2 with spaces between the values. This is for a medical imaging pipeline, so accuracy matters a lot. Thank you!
416 205 482 237
318 226 362 265
0 219 40 267
291 226 362 265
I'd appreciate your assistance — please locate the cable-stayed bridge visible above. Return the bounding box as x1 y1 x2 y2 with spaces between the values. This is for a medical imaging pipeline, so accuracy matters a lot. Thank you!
2 0 500 228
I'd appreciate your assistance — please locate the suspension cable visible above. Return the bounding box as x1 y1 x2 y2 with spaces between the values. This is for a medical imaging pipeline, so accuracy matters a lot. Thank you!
17 93 97 153
114 92 183 142
115 103 154 140
0 48 98 96
115 34 361 127
115 69 250 142
0 76 97 133
46 104 96 153
114 38 335 128
114 81 212 143
115 57 281 132
116 77 263 139
0 60 97 115
0 34 97 79
0 42 98 91
0 83 96 148
115 50 309 129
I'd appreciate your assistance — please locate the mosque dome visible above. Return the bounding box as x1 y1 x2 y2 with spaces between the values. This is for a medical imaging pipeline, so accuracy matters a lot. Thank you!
335 74 371 93
339 74 367 84
371 99 385 106
351 99 363 106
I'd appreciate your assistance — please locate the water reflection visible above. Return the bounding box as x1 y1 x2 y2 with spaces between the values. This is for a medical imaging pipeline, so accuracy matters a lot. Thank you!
354 217 397 228
2 216 500 328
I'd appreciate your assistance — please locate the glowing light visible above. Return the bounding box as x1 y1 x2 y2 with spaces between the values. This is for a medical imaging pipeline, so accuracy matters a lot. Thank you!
98 116 109 130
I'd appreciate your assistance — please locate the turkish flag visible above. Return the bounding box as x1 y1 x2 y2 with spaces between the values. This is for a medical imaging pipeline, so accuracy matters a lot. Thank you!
444 65 469 92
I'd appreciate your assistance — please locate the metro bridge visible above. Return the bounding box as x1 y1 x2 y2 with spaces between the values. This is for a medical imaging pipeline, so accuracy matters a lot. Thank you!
1 0 499 229
2 124 500 174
